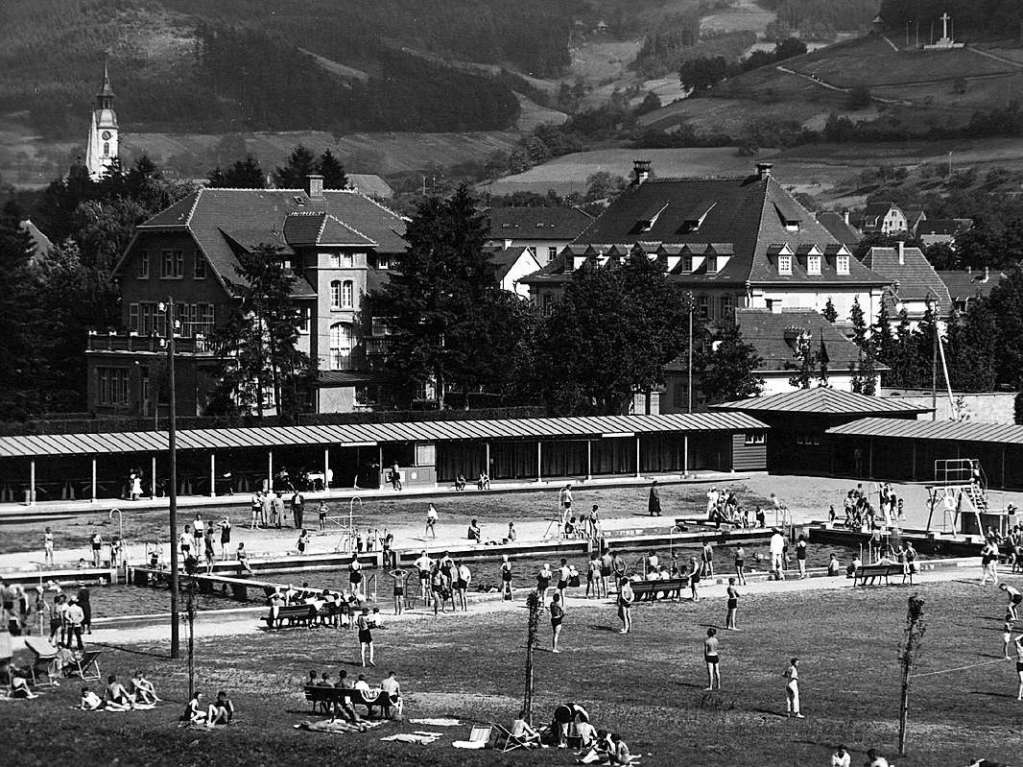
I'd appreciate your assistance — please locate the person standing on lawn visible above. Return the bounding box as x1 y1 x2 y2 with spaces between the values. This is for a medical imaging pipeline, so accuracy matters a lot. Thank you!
648 481 662 517
734 545 747 585
1000 583 1023 620
616 577 633 634
43 526 54 567
356 607 375 667
559 483 574 526
500 555 513 601
783 657 804 718
550 593 565 653
795 534 808 579
425 504 438 539
703 628 721 690
292 490 305 529
586 552 601 599
725 578 739 630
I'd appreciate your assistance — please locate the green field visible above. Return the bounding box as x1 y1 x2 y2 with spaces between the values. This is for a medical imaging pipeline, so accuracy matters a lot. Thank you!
4 579 1021 765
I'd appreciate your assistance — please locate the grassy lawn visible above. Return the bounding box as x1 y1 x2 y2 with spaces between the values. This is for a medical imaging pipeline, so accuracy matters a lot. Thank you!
5 579 1022 765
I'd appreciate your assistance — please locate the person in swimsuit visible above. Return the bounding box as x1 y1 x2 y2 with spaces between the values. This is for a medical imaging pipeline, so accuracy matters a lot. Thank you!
734 545 747 585
414 550 433 603
701 541 714 577
181 690 206 724
1014 634 1023 700
349 557 364 601
557 558 571 603
688 556 701 602
431 565 449 615
500 555 513 601
204 528 216 574
207 690 234 725
550 593 564 653
425 504 438 539
725 578 739 630
219 516 232 560
389 568 407 615
536 563 552 602
795 535 808 579
1003 621 1014 660
616 577 633 634
586 552 600 599
599 550 613 599
297 529 310 555
357 607 375 667
784 657 803 717
703 628 721 690
1000 583 1023 620
43 526 54 566
455 561 471 611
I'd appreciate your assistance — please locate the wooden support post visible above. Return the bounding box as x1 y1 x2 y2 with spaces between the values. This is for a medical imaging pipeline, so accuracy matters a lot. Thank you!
378 446 384 488
267 450 273 494
91 458 97 502
485 442 491 478
684 435 689 478
209 452 216 498
151 455 157 498
1002 446 1007 490
29 459 36 506
536 441 542 482
323 448 330 490
635 436 641 478
586 440 592 481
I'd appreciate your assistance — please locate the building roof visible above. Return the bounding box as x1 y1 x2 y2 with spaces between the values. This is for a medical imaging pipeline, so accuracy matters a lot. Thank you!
522 171 888 287
937 269 1004 303
485 245 541 283
18 219 55 264
487 207 593 241
126 187 407 290
918 218 973 237
711 387 930 415
346 174 394 199
814 212 861 248
861 245 951 310
826 416 1023 446
862 201 900 219
0 412 769 459
735 308 874 374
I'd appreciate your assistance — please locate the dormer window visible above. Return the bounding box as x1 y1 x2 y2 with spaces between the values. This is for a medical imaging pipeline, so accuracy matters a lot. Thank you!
706 256 717 274
807 254 821 275
836 254 850 275
682 256 693 274
778 255 792 275
785 220 800 233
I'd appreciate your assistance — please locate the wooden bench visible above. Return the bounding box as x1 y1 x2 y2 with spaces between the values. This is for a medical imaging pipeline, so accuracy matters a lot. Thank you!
853 563 901 586
630 577 688 601
303 685 394 718
262 604 318 629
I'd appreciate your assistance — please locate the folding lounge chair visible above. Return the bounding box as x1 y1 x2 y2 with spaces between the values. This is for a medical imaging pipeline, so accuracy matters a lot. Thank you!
496 719 542 752
451 723 493 749
23 636 59 686
70 650 103 681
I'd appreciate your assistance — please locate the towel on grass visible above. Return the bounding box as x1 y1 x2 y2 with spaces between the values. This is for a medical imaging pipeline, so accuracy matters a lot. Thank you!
409 717 461 727
380 733 440 745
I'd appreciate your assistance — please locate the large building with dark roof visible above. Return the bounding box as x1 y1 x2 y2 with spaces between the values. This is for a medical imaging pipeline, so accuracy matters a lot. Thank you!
86 176 407 416
522 162 890 330
486 206 593 266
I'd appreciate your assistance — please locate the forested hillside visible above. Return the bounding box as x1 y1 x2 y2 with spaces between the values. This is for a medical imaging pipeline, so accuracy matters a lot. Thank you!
0 0 599 138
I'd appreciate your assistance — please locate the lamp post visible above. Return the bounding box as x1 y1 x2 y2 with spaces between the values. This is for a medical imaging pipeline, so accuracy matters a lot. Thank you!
927 293 939 422
686 291 695 414
161 298 181 659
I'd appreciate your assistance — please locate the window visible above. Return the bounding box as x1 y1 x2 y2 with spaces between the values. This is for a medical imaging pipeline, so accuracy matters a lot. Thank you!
103 142 110 157
705 256 717 274
194 253 207 279
371 317 394 337
807 254 821 275
528 246 538 258
130 302 162 335
330 280 342 309
697 294 710 320
778 255 792 275
190 304 215 336
328 253 341 268
340 252 354 268
744 431 766 446
342 280 354 309
160 249 183 278
542 294 554 317
377 255 390 270
719 294 735 318
129 303 139 332
97 367 129 406
795 432 822 446
329 323 353 370
836 254 850 275
298 306 310 334
137 251 149 279
547 246 558 263
682 256 693 274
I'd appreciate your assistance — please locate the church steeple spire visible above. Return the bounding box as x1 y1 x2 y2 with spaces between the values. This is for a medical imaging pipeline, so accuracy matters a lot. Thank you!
96 58 115 110
85 59 119 180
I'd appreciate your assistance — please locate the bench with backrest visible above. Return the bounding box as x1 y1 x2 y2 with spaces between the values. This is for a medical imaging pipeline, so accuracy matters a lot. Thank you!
262 603 318 629
303 685 394 717
852 563 901 586
630 577 688 601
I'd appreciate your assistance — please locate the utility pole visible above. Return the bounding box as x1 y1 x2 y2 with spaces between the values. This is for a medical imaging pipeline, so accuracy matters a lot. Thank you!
898 595 927 755
930 298 938 422
166 298 180 658
687 292 695 414
520 591 540 725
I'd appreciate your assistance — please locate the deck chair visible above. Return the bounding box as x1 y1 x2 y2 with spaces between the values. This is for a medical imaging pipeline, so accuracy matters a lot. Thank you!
496 719 542 752
23 636 59 686
69 650 102 681
451 723 492 749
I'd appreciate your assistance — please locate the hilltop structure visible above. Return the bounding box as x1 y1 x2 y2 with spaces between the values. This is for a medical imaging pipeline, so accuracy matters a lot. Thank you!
85 62 119 181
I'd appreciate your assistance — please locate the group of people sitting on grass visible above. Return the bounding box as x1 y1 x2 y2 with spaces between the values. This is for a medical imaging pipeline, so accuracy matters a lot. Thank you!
265 584 377 629
179 689 235 727
78 671 159 711
305 668 403 721
540 703 637 765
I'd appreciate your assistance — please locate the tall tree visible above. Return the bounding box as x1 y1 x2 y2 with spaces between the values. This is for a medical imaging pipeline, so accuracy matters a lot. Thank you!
989 268 1023 387
699 322 764 404
788 331 819 389
536 254 693 415
272 145 318 189
369 186 520 409
208 156 266 188
822 297 838 323
318 150 349 189
947 300 999 392
209 244 313 419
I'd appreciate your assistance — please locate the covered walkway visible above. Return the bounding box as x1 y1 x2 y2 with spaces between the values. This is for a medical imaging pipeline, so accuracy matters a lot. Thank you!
0 412 769 505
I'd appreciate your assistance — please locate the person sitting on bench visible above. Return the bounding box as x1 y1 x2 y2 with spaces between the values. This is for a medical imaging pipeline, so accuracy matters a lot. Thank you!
332 670 362 723
207 690 234 725
454 473 467 492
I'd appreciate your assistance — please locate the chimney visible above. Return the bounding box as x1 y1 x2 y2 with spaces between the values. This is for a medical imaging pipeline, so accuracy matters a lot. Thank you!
897 240 905 265
843 211 850 225
305 173 324 199
632 160 652 186
756 162 774 180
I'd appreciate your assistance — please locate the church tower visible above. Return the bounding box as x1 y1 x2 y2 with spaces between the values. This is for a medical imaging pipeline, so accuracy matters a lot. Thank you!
85 61 119 180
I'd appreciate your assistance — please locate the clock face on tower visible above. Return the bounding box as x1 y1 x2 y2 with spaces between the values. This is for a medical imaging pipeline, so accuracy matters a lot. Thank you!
101 130 112 140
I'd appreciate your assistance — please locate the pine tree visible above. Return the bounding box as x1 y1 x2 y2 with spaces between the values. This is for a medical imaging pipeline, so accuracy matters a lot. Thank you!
948 300 998 392
318 150 348 189
272 145 318 188
788 331 818 389
208 156 266 188
822 297 838 323
850 297 868 351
